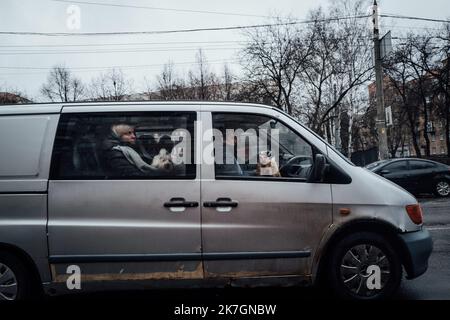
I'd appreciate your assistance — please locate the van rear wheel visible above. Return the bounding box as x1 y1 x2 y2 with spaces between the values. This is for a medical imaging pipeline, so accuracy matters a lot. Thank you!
0 252 31 301
327 232 402 300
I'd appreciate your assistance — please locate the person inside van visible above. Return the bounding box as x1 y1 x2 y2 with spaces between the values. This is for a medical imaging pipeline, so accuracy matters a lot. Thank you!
103 124 162 177
214 130 244 177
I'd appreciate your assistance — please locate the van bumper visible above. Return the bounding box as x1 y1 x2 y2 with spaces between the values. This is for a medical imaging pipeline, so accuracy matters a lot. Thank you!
398 228 433 279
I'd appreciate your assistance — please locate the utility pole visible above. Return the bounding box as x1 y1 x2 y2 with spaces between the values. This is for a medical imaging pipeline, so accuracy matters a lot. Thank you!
373 0 389 160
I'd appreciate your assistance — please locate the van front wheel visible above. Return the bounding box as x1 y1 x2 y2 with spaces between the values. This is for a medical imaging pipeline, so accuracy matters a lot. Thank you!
327 232 402 300
0 252 31 301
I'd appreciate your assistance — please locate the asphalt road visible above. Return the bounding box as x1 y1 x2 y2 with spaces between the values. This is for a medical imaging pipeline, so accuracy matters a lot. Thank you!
49 196 450 302
395 196 450 300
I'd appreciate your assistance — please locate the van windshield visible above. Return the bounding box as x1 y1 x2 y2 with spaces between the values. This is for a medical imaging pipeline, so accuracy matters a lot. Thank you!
277 109 355 166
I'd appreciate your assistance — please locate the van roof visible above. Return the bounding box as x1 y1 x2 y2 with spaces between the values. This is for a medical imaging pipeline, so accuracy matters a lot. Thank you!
0 100 275 115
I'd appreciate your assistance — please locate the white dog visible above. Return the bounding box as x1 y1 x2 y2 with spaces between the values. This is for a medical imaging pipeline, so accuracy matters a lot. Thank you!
151 148 174 171
256 150 281 177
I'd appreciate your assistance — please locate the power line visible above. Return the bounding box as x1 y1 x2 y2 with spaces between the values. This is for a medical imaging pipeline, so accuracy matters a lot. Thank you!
0 14 371 37
0 46 242 55
381 14 450 24
51 0 273 19
382 24 442 32
0 64 242 75
0 37 373 55
0 40 246 48
0 32 371 48
0 59 241 72
0 60 243 70
0 43 373 56
0 13 447 39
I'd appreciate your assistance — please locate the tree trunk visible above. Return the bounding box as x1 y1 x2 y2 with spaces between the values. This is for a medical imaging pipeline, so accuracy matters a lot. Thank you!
422 99 431 156
325 120 332 144
407 111 422 157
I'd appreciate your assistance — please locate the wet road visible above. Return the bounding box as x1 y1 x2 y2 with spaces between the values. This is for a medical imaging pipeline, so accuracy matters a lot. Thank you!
395 197 450 299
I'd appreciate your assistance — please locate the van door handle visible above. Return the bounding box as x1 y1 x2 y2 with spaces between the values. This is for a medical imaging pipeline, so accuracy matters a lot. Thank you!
164 198 199 209
203 198 239 208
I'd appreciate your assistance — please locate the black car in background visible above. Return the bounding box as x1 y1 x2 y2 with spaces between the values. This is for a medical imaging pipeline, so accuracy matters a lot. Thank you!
366 158 450 197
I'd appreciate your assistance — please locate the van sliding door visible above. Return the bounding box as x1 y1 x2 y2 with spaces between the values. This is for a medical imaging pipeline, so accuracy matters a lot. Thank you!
47 108 202 283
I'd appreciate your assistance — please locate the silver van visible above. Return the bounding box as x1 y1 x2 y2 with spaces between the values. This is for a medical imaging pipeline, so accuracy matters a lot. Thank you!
0 101 432 300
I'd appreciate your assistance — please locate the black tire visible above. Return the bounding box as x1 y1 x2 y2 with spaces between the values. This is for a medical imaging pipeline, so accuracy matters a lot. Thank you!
0 251 32 301
434 180 450 198
327 232 402 300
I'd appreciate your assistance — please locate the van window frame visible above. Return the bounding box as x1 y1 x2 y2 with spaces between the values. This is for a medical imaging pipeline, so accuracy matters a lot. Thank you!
49 111 197 181
212 111 323 183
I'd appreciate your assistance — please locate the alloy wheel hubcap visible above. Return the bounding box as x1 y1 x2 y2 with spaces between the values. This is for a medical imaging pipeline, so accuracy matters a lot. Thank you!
340 244 390 297
0 263 18 301
437 182 450 196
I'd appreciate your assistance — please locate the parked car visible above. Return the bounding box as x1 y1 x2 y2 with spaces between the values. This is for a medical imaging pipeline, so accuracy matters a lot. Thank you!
0 102 432 300
366 158 450 197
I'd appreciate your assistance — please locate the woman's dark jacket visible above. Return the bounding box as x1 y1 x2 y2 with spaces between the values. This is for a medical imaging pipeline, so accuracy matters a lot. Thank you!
102 134 146 177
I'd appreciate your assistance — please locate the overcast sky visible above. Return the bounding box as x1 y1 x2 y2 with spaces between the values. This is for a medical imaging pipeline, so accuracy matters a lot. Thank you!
1 0 449 101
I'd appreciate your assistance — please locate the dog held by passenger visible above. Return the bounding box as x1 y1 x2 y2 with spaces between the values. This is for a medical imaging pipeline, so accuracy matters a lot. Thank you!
256 150 281 177
151 148 174 171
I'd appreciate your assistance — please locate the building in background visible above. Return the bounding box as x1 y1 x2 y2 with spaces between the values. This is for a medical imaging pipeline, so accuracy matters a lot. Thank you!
0 92 31 104
366 70 449 161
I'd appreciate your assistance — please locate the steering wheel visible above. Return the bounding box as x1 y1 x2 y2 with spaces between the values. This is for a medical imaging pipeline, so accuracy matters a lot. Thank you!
279 155 311 178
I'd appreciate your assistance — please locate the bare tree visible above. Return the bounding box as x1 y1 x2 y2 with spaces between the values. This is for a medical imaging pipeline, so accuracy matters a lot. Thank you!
241 17 313 114
89 68 132 101
385 92 409 157
194 49 208 100
301 4 374 136
383 31 448 157
384 41 423 157
407 35 441 156
71 78 84 102
351 103 378 155
232 80 275 105
330 0 375 155
185 49 219 100
240 1 374 145
222 63 234 101
155 61 179 100
423 24 450 156
41 65 85 102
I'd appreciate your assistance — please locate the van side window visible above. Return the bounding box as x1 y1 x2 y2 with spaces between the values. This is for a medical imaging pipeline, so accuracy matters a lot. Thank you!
50 112 196 180
212 113 314 181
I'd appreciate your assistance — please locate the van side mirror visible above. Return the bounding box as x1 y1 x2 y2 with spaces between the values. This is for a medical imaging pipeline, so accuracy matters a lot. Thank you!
311 154 328 182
